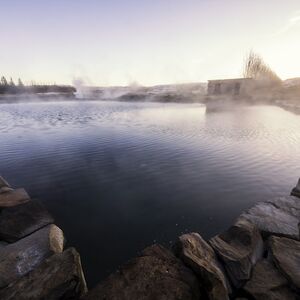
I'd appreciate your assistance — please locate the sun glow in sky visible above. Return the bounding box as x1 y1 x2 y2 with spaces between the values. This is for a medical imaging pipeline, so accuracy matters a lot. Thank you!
1 0 300 86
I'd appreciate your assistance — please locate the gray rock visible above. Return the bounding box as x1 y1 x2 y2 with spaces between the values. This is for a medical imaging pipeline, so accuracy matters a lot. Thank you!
176 232 230 300
241 202 299 239
84 244 201 300
267 196 300 220
243 259 297 300
269 236 300 290
0 187 13 194
0 200 54 242
0 224 64 288
210 217 263 288
291 178 300 198
0 176 10 188
0 188 30 208
0 247 87 300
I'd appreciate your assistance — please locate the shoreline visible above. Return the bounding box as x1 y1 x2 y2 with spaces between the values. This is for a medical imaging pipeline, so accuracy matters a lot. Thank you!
0 176 299 299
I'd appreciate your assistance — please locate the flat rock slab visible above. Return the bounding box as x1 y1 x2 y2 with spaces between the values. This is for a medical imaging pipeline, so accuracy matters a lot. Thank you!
0 248 87 300
0 224 64 288
241 202 299 240
210 217 263 288
267 196 300 220
0 200 54 242
269 236 300 290
0 188 30 208
243 259 297 300
0 176 10 189
84 244 201 300
175 232 230 300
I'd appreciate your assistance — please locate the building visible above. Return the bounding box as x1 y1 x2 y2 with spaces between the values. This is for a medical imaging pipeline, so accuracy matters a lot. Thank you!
207 78 255 97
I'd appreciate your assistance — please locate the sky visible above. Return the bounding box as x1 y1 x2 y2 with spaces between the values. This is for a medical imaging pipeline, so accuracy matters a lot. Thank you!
0 0 300 86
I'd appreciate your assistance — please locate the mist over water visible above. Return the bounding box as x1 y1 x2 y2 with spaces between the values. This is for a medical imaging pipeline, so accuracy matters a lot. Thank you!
0 100 300 287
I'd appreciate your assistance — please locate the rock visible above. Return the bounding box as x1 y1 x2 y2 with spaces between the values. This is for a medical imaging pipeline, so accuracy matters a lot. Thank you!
291 178 300 198
175 232 230 300
241 202 299 240
0 176 10 188
0 247 87 300
209 217 263 288
243 259 297 300
267 196 300 220
0 241 8 248
0 200 54 242
0 187 13 194
0 188 30 208
0 224 64 288
84 244 201 300
269 236 300 290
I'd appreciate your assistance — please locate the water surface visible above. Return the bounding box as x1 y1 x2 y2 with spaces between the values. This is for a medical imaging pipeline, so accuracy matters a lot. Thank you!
0 100 299 287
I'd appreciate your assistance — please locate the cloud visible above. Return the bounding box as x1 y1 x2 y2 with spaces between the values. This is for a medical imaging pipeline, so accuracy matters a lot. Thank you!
273 11 300 36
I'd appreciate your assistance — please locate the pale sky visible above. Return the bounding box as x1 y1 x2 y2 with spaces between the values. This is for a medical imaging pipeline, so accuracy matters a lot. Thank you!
1 0 300 86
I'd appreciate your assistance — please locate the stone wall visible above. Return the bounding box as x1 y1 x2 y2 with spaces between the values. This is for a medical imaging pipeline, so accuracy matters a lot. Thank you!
0 175 299 299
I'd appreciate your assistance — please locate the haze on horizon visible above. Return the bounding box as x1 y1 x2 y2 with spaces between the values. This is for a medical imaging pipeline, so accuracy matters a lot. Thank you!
1 0 300 86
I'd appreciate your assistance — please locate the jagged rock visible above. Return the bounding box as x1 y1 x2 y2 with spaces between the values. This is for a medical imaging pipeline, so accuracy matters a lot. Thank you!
240 202 299 239
0 188 30 208
0 176 10 188
84 244 201 300
209 217 263 288
175 232 230 300
267 196 300 220
269 236 300 290
243 259 297 300
291 178 300 198
0 248 87 300
0 200 54 242
0 224 64 288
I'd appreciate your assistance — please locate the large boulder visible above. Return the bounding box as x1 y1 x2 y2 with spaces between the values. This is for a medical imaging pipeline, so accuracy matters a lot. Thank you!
243 259 297 300
175 232 230 300
209 217 263 288
84 244 201 300
0 200 54 242
269 236 300 290
291 178 300 198
0 188 30 208
267 196 300 220
0 224 64 288
0 247 87 300
240 202 299 240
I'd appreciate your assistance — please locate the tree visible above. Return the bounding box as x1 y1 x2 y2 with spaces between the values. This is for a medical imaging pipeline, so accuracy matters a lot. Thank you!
18 78 24 87
1 76 8 86
243 50 281 82
9 77 15 86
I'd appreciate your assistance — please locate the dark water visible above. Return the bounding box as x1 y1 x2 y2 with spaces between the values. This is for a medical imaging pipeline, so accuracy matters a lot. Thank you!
0 100 299 287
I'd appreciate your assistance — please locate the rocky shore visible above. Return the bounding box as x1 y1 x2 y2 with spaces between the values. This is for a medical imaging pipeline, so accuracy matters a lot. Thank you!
0 175 299 299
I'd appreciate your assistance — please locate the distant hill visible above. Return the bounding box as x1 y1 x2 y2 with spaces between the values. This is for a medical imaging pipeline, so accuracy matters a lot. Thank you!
283 78 300 87
79 82 207 102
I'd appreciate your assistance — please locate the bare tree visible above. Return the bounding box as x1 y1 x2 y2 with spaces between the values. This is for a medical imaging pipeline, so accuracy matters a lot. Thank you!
243 51 281 82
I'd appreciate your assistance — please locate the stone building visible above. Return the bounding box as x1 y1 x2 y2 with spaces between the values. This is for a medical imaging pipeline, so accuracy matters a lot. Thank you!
207 78 255 97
